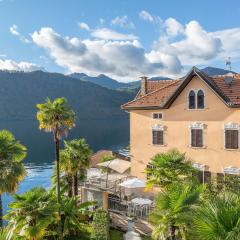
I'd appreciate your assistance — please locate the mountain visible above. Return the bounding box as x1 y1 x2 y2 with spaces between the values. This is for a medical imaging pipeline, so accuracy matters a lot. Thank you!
0 70 135 120
201 67 236 76
68 73 172 91
69 73 130 90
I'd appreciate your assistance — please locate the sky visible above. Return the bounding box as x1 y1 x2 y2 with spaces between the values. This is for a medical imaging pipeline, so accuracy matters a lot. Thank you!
0 0 240 81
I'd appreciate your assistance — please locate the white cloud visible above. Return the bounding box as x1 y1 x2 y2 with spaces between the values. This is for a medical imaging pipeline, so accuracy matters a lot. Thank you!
91 28 138 40
111 16 135 29
31 27 179 80
139 10 162 25
30 19 240 80
139 10 154 22
165 18 184 36
9 24 30 43
210 28 240 59
0 59 44 71
151 20 223 67
10 24 19 35
78 22 90 31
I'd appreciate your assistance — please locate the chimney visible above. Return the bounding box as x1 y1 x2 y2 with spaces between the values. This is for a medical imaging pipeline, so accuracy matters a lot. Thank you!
140 76 148 95
224 72 234 86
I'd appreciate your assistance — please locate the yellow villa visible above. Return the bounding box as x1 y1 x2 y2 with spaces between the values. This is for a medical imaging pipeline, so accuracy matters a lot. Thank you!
122 67 240 181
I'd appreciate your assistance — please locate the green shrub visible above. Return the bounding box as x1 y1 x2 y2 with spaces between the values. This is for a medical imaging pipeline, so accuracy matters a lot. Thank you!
91 208 109 240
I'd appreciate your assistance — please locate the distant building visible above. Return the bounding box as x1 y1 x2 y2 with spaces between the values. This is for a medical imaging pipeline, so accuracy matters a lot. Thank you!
122 67 240 180
90 150 113 167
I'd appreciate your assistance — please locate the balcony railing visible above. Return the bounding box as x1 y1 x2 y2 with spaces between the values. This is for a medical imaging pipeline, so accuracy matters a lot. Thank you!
108 197 153 219
84 175 133 194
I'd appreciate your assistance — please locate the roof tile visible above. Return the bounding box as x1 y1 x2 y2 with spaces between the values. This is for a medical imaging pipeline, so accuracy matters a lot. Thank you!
122 68 240 109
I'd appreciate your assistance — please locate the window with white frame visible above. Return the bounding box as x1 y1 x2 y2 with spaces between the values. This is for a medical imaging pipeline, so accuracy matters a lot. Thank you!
190 122 204 148
188 89 205 109
224 123 239 150
152 124 164 145
152 112 163 119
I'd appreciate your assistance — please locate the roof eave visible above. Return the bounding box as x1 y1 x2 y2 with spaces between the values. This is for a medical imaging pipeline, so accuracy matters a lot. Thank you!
163 67 231 108
121 105 165 111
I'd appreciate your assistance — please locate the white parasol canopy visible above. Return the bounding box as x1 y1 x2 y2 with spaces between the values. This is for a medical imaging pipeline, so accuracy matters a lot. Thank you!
87 168 102 178
119 178 146 188
131 197 152 205
97 158 130 174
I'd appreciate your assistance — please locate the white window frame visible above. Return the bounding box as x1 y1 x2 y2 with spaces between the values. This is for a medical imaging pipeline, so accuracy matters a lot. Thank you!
152 124 165 146
187 89 206 110
152 112 163 120
224 123 240 150
189 122 205 148
223 166 240 175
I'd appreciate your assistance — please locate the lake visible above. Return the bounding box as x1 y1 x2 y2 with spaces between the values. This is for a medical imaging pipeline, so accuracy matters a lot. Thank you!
1 117 129 214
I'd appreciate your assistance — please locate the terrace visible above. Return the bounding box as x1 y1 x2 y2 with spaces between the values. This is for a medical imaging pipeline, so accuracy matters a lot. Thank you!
83 158 154 219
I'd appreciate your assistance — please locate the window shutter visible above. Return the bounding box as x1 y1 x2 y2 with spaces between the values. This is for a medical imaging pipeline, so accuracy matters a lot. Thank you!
191 129 196 147
225 130 238 149
232 130 238 149
196 129 203 147
152 130 164 145
225 130 231 149
191 129 203 147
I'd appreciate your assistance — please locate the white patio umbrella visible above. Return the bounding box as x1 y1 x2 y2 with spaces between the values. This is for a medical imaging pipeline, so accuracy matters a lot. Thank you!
97 158 131 174
131 197 152 205
87 168 101 178
119 178 146 188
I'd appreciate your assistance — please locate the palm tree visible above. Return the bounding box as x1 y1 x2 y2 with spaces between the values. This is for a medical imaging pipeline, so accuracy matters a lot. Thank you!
190 192 240 240
36 98 75 215
5 187 58 240
0 226 17 240
146 149 197 189
150 182 203 240
0 130 26 227
60 139 92 197
61 196 95 238
59 149 74 197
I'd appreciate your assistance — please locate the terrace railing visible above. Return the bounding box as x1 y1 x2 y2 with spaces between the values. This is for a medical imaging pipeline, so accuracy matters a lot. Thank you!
108 197 153 219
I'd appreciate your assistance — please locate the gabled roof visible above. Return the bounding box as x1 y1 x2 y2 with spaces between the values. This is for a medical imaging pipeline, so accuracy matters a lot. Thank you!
121 67 240 110
135 79 180 98
122 80 181 109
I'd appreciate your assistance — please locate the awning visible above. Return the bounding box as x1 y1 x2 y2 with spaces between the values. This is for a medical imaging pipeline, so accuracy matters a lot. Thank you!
119 178 146 188
131 197 152 205
87 168 102 179
97 158 131 174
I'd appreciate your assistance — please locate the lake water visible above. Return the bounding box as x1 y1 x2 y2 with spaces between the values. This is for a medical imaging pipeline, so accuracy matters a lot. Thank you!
1 117 129 214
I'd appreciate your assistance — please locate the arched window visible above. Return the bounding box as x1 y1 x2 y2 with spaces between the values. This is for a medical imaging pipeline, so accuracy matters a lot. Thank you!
197 90 204 109
188 90 195 109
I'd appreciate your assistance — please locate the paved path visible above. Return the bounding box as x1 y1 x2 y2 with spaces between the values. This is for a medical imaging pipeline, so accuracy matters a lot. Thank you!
110 212 153 236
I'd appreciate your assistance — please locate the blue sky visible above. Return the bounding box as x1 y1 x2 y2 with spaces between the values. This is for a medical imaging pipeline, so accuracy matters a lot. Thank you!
0 0 240 81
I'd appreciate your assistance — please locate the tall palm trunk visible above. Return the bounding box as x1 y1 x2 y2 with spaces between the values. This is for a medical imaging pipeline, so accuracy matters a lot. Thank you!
54 132 63 240
170 225 176 240
67 174 73 197
0 194 3 228
73 173 78 196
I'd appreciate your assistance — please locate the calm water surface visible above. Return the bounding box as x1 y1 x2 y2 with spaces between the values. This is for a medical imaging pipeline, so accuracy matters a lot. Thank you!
1 118 129 214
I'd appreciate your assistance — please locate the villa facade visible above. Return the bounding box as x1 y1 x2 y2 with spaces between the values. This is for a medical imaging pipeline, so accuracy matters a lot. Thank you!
122 67 240 180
